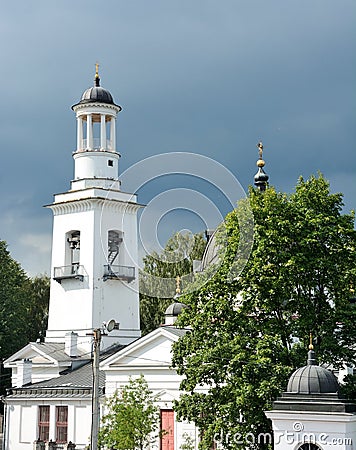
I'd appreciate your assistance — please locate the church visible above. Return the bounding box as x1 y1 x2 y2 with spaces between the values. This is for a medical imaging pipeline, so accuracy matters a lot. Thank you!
3 69 356 450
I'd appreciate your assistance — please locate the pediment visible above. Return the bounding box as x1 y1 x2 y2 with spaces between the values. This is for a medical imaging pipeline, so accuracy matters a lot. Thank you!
156 389 180 402
4 343 61 367
101 327 183 369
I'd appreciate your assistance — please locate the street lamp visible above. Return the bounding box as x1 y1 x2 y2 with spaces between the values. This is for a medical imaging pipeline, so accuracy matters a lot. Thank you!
91 319 119 450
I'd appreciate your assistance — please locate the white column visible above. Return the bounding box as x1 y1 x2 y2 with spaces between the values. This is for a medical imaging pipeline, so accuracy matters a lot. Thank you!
77 116 83 151
87 114 93 150
100 114 106 150
110 117 116 152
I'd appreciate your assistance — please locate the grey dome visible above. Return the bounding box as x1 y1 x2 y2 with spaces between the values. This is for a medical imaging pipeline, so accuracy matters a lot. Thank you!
165 302 188 317
72 75 121 109
80 86 114 105
287 350 339 394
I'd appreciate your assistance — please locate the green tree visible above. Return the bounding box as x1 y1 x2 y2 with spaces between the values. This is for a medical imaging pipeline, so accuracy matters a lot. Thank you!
0 240 30 359
0 241 50 403
171 174 356 449
24 274 50 342
139 232 206 335
98 375 161 450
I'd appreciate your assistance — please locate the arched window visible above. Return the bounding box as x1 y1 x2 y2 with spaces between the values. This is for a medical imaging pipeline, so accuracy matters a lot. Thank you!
66 230 81 273
297 444 322 450
108 230 123 265
104 230 135 282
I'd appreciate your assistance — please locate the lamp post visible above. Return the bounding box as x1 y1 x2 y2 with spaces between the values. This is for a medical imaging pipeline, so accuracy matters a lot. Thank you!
90 319 118 450
91 328 101 450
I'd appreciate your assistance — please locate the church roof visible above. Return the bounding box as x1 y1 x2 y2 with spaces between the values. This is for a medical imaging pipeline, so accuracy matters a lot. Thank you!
79 85 115 105
7 344 125 399
4 341 90 367
270 348 356 413
287 349 339 395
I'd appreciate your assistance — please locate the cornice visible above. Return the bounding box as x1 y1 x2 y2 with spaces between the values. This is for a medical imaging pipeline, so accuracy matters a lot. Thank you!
47 197 142 215
73 102 121 114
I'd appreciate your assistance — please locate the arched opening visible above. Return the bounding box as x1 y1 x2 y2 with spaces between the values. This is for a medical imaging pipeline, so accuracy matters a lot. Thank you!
53 230 84 283
108 230 123 266
66 230 81 272
103 230 135 282
297 444 322 450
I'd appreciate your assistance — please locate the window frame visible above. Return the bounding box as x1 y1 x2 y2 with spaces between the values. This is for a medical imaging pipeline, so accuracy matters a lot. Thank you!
55 405 68 443
38 405 50 442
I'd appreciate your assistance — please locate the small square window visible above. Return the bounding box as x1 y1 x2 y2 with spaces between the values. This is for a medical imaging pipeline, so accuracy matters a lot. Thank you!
108 160 114 167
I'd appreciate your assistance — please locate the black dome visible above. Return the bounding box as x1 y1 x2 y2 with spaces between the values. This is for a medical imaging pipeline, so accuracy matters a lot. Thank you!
80 86 114 105
72 74 120 109
254 167 269 183
287 350 339 394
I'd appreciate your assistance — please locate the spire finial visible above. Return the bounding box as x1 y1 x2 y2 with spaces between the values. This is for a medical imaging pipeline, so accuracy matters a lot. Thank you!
173 275 181 300
254 140 269 191
94 62 100 87
256 141 265 168
176 275 181 296
309 332 314 350
307 333 317 365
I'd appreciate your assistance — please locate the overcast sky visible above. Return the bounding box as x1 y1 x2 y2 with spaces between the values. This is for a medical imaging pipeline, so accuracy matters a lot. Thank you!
0 0 355 276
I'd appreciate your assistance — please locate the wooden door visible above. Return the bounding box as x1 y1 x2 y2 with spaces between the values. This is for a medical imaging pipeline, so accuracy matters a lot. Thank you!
160 409 174 450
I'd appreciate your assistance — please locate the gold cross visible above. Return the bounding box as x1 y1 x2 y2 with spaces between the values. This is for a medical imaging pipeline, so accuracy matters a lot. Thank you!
309 332 314 350
176 275 181 295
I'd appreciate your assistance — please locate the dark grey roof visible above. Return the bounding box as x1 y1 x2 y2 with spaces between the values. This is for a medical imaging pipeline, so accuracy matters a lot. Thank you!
80 86 114 105
164 302 188 317
287 350 339 394
31 342 90 362
7 344 125 399
271 349 356 413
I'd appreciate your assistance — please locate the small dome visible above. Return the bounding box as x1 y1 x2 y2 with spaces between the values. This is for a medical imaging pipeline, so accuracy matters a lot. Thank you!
80 86 114 105
165 302 188 317
72 72 121 110
287 350 339 394
254 167 269 183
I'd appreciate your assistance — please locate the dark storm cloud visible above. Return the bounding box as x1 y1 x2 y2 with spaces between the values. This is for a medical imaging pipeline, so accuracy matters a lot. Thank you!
0 0 355 274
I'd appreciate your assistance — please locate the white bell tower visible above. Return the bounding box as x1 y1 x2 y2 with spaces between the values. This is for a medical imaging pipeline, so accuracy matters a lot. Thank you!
45 66 141 352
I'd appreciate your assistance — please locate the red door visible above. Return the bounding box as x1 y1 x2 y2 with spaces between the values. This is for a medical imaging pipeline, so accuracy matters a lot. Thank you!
160 410 174 450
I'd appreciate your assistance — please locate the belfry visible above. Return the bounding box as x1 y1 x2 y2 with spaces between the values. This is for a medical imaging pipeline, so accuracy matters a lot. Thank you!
45 66 142 351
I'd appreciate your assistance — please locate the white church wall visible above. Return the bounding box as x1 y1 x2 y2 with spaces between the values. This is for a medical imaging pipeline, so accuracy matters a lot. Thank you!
266 411 356 449
46 209 95 343
6 402 37 450
5 399 92 450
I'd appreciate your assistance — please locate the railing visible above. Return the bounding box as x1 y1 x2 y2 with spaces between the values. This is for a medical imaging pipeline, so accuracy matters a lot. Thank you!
103 264 135 282
34 440 76 449
79 138 114 152
53 265 86 283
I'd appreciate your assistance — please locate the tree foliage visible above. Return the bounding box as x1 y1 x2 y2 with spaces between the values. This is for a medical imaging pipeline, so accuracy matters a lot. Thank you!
0 241 50 406
139 232 206 335
0 240 50 371
98 375 161 450
171 175 356 449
